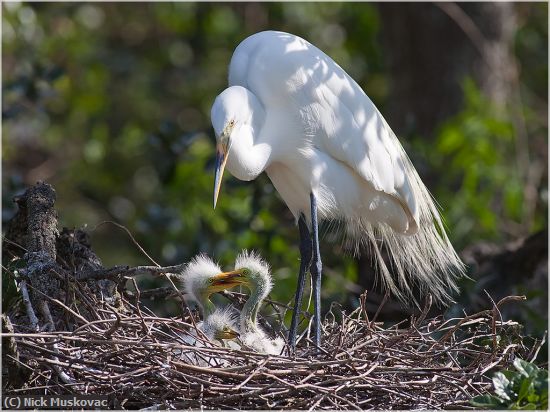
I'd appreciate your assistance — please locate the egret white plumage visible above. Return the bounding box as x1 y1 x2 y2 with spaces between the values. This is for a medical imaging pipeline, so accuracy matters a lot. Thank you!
211 31 465 350
219 251 284 355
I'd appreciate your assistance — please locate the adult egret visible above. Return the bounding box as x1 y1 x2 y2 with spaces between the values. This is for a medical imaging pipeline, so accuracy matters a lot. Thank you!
219 250 284 355
211 30 465 350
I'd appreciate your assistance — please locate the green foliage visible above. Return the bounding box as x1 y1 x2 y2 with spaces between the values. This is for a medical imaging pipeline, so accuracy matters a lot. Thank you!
471 359 548 410
2 3 547 324
430 78 544 248
1 259 21 310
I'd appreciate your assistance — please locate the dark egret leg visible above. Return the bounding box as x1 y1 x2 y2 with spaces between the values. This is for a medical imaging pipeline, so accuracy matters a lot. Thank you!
288 213 312 351
309 192 322 349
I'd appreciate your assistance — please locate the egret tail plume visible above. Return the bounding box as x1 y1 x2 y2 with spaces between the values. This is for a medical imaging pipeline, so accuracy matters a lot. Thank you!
347 128 466 307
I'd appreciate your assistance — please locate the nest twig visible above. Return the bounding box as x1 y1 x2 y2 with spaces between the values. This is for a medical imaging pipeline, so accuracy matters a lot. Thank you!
3 283 536 410
2 183 542 409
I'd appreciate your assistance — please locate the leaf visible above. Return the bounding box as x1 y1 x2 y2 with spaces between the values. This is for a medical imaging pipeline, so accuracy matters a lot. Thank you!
470 394 505 408
501 369 517 380
517 377 534 403
540 390 548 410
513 402 538 410
514 359 537 378
493 372 512 401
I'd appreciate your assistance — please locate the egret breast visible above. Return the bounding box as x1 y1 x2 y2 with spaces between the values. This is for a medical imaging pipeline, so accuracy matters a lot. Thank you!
267 147 412 235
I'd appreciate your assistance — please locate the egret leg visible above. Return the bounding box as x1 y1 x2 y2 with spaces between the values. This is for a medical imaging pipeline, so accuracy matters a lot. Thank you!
288 213 312 351
310 192 322 349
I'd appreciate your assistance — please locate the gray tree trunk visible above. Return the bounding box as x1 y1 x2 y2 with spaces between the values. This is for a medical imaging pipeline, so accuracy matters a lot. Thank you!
378 2 516 139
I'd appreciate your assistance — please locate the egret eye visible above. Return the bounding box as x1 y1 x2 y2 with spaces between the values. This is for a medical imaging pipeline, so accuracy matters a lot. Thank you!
241 268 250 276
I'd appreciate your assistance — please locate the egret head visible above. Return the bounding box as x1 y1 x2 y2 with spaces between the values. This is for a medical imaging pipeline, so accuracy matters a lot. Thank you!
181 254 247 308
214 324 240 340
203 308 240 341
211 86 266 208
217 250 272 297
235 250 272 297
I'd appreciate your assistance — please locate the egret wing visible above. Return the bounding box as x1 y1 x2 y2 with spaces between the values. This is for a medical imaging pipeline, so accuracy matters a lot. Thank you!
228 31 419 228
225 31 464 305
300 67 420 227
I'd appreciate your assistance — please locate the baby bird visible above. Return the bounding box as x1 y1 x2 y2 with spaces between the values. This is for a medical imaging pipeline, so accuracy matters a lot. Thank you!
200 306 240 346
180 254 239 318
220 251 284 355
174 307 239 365
176 254 243 346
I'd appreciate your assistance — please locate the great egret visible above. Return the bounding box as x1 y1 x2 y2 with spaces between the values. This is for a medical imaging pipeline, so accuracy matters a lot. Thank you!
175 254 243 346
180 254 244 318
194 307 239 346
211 31 465 350
174 307 239 365
219 250 284 355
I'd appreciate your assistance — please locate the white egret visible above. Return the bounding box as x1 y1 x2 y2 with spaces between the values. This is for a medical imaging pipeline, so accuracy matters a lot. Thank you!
174 307 239 365
219 251 284 355
192 307 239 346
176 254 244 345
180 254 243 319
211 31 465 350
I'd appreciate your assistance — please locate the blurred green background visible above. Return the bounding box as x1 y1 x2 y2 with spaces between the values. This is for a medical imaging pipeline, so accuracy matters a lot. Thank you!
2 3 547 337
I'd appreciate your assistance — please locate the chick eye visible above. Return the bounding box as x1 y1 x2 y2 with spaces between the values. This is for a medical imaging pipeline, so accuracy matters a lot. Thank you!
229 119 235 126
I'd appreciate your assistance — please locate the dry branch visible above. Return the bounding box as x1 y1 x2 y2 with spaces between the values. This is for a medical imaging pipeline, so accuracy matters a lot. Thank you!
3 287 534 410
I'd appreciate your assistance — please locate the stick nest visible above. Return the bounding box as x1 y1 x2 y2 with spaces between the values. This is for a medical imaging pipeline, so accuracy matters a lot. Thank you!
4 287 540 410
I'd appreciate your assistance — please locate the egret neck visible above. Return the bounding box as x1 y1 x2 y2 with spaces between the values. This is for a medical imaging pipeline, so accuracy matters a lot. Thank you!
220 251 272 335
211 86 270 208
202 298 216 319
240 274 271 335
